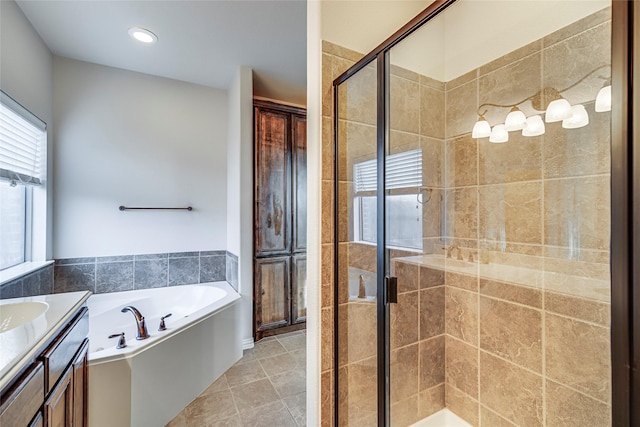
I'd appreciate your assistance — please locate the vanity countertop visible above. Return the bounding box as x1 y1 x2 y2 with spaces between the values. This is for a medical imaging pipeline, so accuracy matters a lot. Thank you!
396 254 609 302
0 291 91 391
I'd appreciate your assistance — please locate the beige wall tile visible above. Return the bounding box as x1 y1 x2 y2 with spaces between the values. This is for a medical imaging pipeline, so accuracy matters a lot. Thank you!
544 175 610 251
445 384 479 426
322 53 334 118
479 40 542 76
321 244 334 308
396 261 420 293
322 40 363 62
545 380 611 427
446 272 478 292
478 133 542 184
445 79 476 139
390 344 419 403
479 181 543 245
543 104 610 179
421 137 445 188
321 181 334 244
445 134 477 188
542 21 611 107
390 75 421 134
390 63 420 82
420 287 445 340
419 384 445 420
390 129 420 154
346 358 378 423
444 187 478 240
445 287 478 345
419 335 445 390
420 266 445 288
337 120 377 182
479 279 542 308
545 292 610 326
542 8 611 47
445 336 478 398
479 296 542 372
446 69 477 91
478 53 542 127
348 243 377 273
336 181 351 242
422 188 444 238
479 351 543 426
420 74 445 91
420 84 445 139
391 395 420 427
338 302 377 365
391 291 419 349
322 308 334 372
337 64 376 125
322 116 334 180
480 406 517 427
337 244 349 304
545 313 611 402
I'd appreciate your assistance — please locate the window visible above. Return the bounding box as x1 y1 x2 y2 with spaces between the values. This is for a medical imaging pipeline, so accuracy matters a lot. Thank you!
353 149 423 250
0 91 46 271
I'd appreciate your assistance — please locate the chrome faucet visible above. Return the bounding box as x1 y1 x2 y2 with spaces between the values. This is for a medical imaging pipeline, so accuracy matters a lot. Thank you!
121 306 150 340
446 244 464 261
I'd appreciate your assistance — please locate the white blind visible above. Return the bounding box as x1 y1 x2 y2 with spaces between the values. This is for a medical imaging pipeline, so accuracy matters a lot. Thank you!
0 91 46 186
354 149 422 193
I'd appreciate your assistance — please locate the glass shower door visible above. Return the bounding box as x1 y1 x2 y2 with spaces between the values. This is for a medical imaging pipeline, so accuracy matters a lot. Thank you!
335 58 380 427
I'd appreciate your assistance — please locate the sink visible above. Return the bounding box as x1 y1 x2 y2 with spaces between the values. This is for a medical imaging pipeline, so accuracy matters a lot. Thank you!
0 302 49 333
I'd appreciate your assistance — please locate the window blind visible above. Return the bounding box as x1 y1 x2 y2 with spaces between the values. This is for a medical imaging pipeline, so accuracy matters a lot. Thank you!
354 148 422 193
0 91 46 186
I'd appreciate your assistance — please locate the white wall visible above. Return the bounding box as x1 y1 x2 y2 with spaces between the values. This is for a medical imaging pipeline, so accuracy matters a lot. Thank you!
226 66 254 345
53 57 228 258
0 0 53 260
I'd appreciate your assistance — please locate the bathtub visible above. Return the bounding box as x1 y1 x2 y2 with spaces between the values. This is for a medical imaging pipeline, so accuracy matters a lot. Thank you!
87 281 242 427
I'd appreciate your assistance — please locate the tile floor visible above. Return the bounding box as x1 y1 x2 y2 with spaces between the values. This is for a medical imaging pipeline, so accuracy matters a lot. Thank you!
166 330 307 427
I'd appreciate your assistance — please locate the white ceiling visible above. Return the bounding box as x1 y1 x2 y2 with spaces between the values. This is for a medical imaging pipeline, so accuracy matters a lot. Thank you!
16 0 307 105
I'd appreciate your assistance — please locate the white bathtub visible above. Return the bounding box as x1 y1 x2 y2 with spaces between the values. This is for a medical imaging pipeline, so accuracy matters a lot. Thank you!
87 281 242 427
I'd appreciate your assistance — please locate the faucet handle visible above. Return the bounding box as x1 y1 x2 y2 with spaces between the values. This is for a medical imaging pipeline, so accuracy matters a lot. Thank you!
108 332 127 349
158 313 172 331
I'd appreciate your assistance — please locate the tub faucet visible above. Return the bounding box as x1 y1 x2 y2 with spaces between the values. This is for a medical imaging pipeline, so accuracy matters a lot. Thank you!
121 306 150 340
358 274 366 299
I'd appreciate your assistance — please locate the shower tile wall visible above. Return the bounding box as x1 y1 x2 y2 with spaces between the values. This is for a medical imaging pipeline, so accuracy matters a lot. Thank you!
322 6 612 427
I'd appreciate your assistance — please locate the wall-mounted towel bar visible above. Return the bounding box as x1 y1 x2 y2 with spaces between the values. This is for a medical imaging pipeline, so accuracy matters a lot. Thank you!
119 206 193 211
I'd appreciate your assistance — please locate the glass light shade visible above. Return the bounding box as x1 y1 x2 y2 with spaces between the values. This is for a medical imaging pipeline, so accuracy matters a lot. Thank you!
128 27 158 43
489 124 508 143
545 98 572 122
522 115 545 137
504 108 527 131
471 117 491 138
562 104 589 129
595 85 611 112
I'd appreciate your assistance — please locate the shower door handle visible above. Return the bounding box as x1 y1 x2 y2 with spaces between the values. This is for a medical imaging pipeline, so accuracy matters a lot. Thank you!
385 276 398 304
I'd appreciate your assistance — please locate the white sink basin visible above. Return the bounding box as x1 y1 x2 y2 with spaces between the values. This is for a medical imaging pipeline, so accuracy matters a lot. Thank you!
0 302 49 333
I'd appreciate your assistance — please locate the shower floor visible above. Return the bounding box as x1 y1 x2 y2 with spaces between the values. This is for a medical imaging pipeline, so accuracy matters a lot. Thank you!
410 409 472 427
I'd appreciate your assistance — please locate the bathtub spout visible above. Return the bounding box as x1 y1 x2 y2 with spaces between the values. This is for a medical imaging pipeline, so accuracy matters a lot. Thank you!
121 306 150 340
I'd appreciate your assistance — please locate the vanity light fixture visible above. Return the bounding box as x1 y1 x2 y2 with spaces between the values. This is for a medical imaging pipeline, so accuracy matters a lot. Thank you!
504 106 527 131
128 27 158 44
595 82 611 112
562 104 589 129
471 64 610 141
489 124 508 143
471 114 491 138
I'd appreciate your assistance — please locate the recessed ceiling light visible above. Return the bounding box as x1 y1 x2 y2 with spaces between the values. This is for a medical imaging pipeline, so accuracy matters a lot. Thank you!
128 27 157 44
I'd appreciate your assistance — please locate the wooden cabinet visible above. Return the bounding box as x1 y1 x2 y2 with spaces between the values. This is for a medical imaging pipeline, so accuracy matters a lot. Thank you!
254 100 306 339
0 307 88 427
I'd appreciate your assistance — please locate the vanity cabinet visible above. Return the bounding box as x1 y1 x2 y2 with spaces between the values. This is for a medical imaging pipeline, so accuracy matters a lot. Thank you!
0 306 89 427
254 100 307 339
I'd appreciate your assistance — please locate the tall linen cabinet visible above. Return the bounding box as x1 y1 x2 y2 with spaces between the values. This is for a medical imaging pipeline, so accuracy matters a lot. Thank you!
253 100 306 340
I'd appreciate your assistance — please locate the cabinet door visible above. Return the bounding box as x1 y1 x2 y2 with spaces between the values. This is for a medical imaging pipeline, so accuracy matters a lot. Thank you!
44 365 72 427
291 254 307 324
291 114 307 253
72 340 89 427
255 108 291 256
255 256 291 332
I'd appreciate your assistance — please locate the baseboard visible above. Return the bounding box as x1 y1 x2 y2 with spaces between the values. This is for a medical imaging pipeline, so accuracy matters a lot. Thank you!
242 338 254 350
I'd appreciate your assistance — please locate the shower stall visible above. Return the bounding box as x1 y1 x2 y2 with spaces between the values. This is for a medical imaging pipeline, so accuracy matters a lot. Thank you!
330 0 634 425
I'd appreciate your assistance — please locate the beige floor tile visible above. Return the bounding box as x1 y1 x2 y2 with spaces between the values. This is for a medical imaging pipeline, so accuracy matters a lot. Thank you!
289 349 306 368
224 360 266 387
231 378 281 409
184 390 237 427
251 339 288 359
278 333 307 352
239 401 297 427
208 414 242 427
202 375 230 395
283 392 307 426
259 352 299 377
270 368 307 398
165 411 186 427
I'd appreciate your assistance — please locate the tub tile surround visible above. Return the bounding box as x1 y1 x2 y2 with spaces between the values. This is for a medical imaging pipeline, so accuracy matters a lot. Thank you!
53 250 239 295
167 330 307 427
0 263 54 299
322 6 612 427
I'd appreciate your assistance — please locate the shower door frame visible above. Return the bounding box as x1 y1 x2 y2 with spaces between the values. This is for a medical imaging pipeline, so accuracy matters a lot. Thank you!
332 0 638 425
